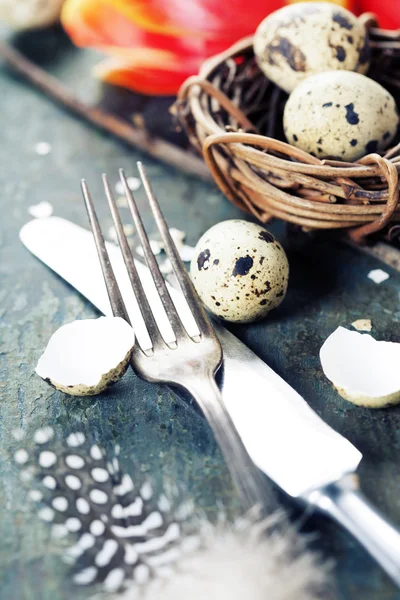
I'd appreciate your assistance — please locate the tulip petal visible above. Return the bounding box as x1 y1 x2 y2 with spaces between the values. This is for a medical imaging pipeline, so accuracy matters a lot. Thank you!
62 0 257 54
61 0 285 95
62 0 206 40
288 0 354 8
94 53 197 96
358 0 400 29
63 0 283 40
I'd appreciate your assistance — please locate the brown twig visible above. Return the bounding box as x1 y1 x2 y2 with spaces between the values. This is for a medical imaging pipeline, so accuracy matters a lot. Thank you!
0 40 212 181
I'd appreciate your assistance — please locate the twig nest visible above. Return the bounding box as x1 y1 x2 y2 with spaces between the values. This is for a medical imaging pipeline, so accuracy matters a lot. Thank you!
36 317 135 396
284 71 399 161
254 2 370 94
190 220 289 323
0 0 65 30
320 326 400 408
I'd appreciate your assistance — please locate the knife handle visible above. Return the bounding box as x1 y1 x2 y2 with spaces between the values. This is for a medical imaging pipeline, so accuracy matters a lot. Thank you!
306 474 400 587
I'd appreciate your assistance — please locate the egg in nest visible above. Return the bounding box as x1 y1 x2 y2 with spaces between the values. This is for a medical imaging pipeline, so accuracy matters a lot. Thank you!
254 2 370 94
190 221 289 323
283 71 399 161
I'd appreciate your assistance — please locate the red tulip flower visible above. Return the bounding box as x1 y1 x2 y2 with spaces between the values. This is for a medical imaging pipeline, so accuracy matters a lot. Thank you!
61 0 288 95
357 0 400 29
62 0 370 97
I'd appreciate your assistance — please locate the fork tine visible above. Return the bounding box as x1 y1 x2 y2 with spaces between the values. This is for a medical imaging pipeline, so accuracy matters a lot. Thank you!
81 179 130 324
119 168 188 341
102 174 165 351
136 162 213 337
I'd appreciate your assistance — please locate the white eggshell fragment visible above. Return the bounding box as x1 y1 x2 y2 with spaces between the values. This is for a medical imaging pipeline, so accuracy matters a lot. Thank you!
320 326 400 408
36 317 135 396
190 220 289 323
0 0 65 31
28 201 53 219
351 319 372 332
284 71 399 161
254 2 370 94
368 269 390 284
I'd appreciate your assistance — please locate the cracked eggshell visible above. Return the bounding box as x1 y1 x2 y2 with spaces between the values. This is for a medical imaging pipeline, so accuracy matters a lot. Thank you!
254 2 370 94
190 220 289 323
320 326 400 408
284 71 399 161
36 317 135 396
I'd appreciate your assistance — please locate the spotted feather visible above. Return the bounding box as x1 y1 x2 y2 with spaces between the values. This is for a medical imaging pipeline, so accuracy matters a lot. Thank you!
12 428 197 595
12 429 332 600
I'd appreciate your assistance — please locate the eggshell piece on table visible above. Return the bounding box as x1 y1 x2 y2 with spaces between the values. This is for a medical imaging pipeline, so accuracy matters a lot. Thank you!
36 317 135 396
320 326 400 408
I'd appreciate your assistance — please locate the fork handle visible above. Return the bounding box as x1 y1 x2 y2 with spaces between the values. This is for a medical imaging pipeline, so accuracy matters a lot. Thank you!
306 475 400 587
183 375 269 511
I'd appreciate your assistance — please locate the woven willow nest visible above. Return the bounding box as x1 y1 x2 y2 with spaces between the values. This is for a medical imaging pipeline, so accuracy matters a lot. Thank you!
174 14 400 244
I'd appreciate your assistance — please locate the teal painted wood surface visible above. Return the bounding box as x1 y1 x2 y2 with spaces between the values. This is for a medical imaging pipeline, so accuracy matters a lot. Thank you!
1 28 400 600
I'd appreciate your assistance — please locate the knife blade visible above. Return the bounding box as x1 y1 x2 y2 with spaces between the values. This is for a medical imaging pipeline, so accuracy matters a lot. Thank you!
20 216 400 585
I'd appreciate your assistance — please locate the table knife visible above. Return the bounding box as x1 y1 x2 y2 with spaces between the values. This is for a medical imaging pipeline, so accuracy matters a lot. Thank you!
20 216 400 586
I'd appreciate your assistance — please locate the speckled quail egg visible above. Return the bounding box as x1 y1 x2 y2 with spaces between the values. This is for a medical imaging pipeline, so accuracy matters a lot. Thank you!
283 70 399 161
0 0 65 30
190 220 289 323
254 2 370 94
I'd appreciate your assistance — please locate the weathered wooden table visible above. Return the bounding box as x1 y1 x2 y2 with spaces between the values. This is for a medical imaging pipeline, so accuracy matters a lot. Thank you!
1 27 400 600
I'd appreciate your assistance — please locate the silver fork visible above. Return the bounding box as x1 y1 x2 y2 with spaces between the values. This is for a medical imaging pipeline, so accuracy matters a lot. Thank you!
81 162 267 511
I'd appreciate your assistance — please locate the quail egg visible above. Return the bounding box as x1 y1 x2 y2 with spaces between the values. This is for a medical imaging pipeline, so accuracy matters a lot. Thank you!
0 0 64 30
254 2 370 94
283 70 399 161
190 220 289 323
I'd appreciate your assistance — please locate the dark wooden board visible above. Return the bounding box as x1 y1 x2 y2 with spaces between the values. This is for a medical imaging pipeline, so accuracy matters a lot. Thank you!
0 26 400 600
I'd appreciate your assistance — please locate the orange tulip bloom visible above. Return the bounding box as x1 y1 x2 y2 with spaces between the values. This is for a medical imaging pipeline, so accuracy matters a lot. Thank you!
62 0 358 96
61 0 285 95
